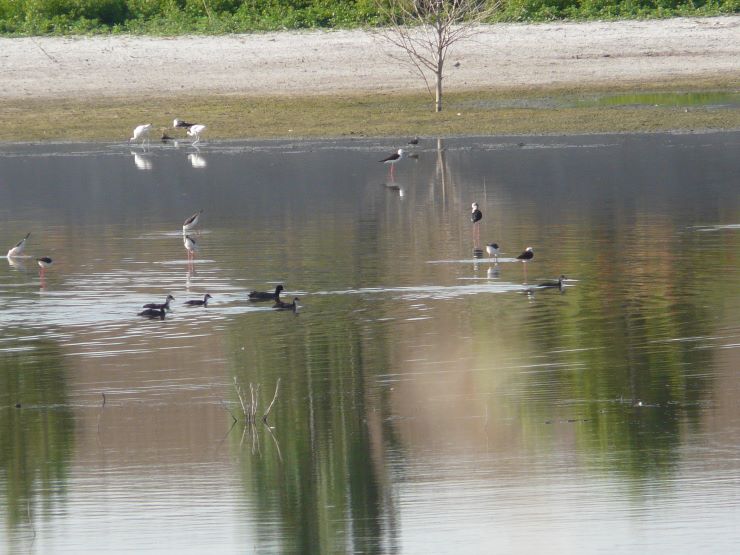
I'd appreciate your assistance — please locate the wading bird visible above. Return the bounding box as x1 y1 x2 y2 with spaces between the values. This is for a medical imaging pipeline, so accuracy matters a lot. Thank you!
379 148 404 178
187 124 207 145
129 124 152 145
182 210 203 232
7 233 30 258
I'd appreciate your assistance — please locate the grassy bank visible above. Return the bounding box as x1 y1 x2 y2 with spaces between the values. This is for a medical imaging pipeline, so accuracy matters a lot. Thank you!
0 0 737 35
1 78 737 142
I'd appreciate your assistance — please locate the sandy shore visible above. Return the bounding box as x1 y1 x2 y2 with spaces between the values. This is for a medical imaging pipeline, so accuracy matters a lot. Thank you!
1 17 738 100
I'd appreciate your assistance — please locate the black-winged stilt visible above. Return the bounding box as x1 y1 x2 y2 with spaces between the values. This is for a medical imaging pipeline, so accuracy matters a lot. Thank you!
486 243 499 259
183 210 203 232
129 124 152 145
516 247 534 261
7 233 30 258
249 284 284 302
471 203 482 224
408 136 419 145
183 234 197 264
185 293 212 307
36 257 53 277
187 124 206 145
139 308 166 319
379 148 404 178
273 297 300 311
143 294 175 311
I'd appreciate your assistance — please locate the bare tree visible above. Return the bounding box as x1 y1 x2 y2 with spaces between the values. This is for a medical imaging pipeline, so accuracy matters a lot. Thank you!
374 0 500 112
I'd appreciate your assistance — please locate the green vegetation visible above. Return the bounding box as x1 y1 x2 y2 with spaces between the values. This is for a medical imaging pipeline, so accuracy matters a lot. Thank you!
0 0 737 35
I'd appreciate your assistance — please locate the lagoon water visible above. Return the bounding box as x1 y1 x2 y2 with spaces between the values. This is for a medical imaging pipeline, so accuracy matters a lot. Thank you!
1 133 739 554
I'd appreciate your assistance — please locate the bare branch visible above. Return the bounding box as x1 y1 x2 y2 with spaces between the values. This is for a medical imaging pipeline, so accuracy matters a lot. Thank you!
373 0 502 112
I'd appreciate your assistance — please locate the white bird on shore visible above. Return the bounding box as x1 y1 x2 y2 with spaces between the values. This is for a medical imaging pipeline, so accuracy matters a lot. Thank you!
7 233 31 258
129 124 152 145
187 124 206 145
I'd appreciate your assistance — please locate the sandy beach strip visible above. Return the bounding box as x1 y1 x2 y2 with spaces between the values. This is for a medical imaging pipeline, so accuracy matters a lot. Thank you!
1 17 738 101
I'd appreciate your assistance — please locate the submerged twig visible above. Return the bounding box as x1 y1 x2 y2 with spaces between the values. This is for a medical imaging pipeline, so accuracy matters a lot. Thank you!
232 377 280 425
262 378 281 424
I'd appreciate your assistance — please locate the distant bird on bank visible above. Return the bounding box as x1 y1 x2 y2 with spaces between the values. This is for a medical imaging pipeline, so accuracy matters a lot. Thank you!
143 294 175 311
407 136 419 145
516 247 534 261
379 148 405 177
173 119 195 130
471 203 482 224
273 297 300 311
182 210 203 232
185 293 212 307
7 233 30 258
249 284 284 302
138 308 166 319
129 124 152 145
537 275 566 289
485 242 499 259
187 124 207 145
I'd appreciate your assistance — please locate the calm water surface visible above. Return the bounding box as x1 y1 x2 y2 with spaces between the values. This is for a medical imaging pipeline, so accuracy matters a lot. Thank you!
1 133 739 554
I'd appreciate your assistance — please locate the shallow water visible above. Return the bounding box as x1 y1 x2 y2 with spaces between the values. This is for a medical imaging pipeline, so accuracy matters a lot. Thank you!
1 133 739 554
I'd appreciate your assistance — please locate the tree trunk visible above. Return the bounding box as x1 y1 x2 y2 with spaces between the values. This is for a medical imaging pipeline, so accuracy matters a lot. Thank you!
435 71 443 112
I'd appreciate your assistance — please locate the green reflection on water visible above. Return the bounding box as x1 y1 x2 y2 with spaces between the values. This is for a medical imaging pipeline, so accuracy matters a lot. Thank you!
0 337 74 532
228 300 397 554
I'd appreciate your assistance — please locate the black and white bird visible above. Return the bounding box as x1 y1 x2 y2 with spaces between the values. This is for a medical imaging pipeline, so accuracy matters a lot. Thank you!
129 124 152 145
249 284 284 302
485 242 499 259
182 210 203 232
183 234 197 261
138 308 166 319
516 247 534 261
36 257 53 276
537 275 566 289
471 203 482 224
379 148 405 177
143 294 175 311
7 233 30 258
273 297 300 311
187 124 207 145
407 136 419 145
185 293 212 307
173 119 195 130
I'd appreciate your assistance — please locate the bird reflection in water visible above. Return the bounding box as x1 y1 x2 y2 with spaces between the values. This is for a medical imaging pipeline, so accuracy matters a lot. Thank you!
188 152 207 168
132 152 152 171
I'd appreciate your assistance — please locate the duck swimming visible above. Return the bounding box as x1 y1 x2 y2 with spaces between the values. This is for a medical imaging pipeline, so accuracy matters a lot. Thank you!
273 297 300 311
143 294 175 311
138 308 166 319
249 284 284 302
537 275 566 288
185 293 212 307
